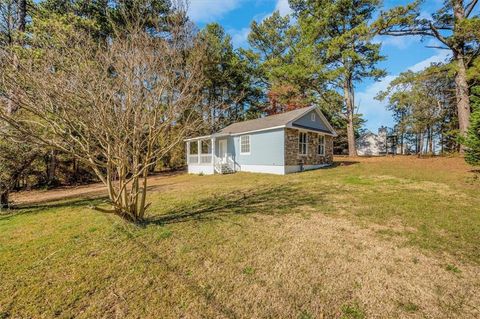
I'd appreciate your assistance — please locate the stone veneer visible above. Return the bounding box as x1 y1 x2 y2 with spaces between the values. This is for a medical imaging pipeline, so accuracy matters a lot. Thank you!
284 128 334 166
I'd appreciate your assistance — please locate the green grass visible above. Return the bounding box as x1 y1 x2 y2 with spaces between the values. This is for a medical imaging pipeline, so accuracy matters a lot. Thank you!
0 157 479 318
341 303 366 319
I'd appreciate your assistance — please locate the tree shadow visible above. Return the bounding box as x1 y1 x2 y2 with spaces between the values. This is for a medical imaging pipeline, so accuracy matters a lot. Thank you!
146 181 189 193
144 184 323 226
149 169 186 177
0 197 107 221
326 160 360 168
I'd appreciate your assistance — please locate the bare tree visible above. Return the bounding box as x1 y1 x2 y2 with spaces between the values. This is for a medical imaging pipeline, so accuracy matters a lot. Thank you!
0 11 205 222
0 129 39 209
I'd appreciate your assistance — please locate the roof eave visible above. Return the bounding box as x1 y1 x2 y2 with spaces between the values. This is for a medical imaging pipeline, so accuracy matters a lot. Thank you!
289 123 337 136
226 125 286 136
184 133 230 142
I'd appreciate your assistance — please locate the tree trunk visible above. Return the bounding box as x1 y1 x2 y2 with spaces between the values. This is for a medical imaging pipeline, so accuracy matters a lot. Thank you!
452 1 471 152
72 158 78 183
344 79 357 157
18 0 27 32
415 133 418 154
400 132 404 154
6 55 19 114
6 0 26 114
0 191 9 209
45 150 57 186
428 126 433 154
418 132 424 156
454 53 471 146
440 129 444 155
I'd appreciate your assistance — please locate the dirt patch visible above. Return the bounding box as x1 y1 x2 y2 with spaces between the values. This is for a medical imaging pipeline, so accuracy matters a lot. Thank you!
10 171 188 206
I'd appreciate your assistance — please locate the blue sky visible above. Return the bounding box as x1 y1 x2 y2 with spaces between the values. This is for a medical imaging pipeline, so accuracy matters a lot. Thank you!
187 0 452 132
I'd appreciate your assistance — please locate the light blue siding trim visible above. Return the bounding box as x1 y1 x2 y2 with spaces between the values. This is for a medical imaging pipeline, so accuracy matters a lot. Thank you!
234 129 285 166
293 109 329 131
214 128 285 166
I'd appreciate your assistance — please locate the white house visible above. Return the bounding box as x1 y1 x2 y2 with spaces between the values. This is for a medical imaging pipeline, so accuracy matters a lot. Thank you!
356 127 403 156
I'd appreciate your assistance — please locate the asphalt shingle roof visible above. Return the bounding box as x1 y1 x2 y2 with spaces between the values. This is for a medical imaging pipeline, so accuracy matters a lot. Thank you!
219 106 315 134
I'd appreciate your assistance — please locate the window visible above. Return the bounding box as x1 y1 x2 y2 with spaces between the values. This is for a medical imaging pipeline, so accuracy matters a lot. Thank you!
240 135 250 154
189 141 198 155
201 140 211 154
318 134 325 155
299 132 308 155
311 113 316 121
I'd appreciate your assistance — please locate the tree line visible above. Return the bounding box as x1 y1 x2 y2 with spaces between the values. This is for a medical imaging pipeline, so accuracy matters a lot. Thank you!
0 0 479 221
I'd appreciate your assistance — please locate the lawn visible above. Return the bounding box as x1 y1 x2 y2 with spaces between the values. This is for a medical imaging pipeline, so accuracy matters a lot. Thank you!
1 156 479 318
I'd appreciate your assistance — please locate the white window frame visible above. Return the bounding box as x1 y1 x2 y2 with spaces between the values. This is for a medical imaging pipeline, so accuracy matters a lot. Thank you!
318 134 325 156
311 113 316 121
298 131 308 156
240 135 251 155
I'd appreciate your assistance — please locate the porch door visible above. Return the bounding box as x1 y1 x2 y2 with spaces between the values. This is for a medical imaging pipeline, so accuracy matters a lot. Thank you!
218 139 227 163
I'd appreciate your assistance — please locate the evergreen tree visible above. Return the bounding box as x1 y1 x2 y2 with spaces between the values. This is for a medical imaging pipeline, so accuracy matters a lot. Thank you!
377 64 458 155
291 0 385 156
39 0 171 38
375 0 480 150
198 23 264 132
248 11 310 113
463 86 480 165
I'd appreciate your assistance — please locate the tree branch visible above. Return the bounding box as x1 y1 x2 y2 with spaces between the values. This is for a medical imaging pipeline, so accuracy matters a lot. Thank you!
465 0 479 18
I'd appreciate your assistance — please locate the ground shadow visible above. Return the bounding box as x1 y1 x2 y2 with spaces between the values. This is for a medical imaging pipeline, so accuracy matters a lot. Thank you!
325 160 360 169
146 181 189 193
144 184 324 226
150 169 187 177
0 197 107 221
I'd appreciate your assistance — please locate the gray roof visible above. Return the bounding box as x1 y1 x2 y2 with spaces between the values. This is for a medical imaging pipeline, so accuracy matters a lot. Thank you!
219 106 315 134
184 106 337 141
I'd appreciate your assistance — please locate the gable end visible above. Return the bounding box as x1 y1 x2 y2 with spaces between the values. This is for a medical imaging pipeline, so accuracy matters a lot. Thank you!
290 108 336 135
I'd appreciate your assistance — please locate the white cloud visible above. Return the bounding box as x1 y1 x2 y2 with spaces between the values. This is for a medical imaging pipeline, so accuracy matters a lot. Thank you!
356 50 452 132
188 0 242 23
275 0 293 16
374 35 421 50
228 0 292 48
408 50 450 72
229 27 250 48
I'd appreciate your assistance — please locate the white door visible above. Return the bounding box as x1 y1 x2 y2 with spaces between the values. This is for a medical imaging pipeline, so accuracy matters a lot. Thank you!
218 140 227 163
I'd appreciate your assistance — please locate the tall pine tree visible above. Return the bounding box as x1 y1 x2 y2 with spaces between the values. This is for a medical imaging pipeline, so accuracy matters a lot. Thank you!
375 0 480 151
291 0 385 156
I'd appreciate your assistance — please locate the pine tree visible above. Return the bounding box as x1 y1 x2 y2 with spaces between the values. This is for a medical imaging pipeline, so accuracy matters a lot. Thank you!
375 0 480 151
463 86 480 165
291 0 385 156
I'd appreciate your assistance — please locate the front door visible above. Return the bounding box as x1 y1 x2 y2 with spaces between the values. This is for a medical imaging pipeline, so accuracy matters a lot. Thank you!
218 139 227 163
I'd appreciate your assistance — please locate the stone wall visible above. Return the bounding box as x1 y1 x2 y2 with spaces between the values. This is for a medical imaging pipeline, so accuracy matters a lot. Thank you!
284 128 333 166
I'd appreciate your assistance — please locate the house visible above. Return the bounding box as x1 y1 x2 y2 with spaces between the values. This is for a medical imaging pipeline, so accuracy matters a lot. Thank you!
185 106 337 175
356 126 403 156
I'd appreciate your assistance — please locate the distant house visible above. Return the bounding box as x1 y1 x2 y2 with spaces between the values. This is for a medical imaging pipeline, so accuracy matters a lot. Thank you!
185 106 337 175
356 126 403 156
